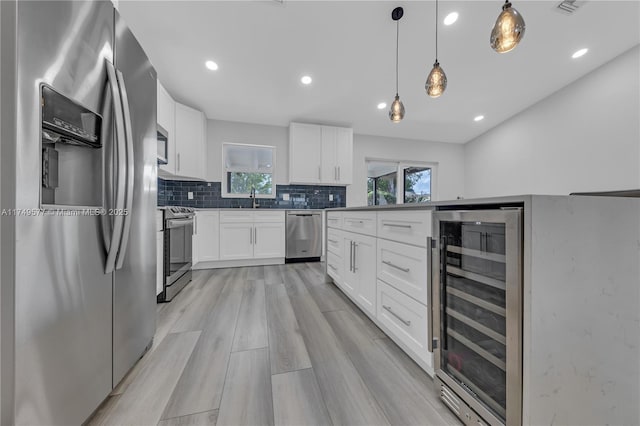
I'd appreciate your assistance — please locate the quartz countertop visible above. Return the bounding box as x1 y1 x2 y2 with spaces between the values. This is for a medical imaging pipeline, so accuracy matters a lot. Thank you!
325 195 533 211
194 208 324 212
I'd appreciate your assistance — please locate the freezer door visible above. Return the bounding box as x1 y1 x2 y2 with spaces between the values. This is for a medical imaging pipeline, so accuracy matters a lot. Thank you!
112 11 158 387
11 2 114 425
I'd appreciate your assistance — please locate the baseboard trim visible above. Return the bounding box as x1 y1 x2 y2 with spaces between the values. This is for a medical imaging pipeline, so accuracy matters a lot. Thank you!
193 258 284 269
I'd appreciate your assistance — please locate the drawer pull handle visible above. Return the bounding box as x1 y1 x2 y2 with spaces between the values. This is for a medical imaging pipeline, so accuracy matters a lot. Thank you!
383 305 411 326
328 239 339 243
382 260 410 273
384 223 412 229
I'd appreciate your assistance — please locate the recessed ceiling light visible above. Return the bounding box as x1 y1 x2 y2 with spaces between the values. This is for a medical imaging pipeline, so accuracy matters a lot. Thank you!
444 12 459 26
572 48 588 59
205 60 218 71
377 102 387 110
474 115 485 122
301 75 312 85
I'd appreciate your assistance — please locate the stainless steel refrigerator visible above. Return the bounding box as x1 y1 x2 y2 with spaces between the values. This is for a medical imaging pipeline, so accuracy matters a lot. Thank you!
0 1 157 424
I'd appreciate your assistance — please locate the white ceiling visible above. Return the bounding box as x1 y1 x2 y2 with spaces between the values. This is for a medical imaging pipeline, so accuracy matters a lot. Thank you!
119 0 640 144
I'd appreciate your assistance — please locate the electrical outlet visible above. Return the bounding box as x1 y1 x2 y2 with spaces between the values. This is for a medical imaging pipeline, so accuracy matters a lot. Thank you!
329 194 334 201
188 192 194 200
282 193 290 201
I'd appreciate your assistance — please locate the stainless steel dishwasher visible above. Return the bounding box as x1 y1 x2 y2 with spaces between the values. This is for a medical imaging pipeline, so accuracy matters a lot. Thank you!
286 210 322 262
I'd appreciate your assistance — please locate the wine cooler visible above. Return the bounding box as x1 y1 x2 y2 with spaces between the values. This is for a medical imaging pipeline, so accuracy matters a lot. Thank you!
432 209 523 426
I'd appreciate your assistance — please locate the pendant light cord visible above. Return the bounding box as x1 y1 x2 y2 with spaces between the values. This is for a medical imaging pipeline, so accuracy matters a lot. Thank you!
396 20 400 95
435 0 438 61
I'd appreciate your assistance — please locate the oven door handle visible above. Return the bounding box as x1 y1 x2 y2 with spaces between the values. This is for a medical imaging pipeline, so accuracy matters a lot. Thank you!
166 218 194 229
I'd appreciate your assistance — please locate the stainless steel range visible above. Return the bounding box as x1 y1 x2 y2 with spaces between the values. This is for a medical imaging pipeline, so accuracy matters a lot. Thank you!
158 206 195 302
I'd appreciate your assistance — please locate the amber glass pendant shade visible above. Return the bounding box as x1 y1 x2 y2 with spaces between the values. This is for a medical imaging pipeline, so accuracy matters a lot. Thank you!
389 94 405 123
425 61 447 98
490 1 525 53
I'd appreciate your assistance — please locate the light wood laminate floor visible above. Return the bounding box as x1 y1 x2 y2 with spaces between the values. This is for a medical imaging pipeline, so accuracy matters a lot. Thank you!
87 263 462 426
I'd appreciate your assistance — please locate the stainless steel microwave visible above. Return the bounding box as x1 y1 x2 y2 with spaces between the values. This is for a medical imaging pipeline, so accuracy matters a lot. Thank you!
157 124 168 165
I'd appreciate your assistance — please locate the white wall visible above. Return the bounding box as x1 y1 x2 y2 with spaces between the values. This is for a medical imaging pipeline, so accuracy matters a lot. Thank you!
348 134 465 207
206 119 289 185
464 45 640 198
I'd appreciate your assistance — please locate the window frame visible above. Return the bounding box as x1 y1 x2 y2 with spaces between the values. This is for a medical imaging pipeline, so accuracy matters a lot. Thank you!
221 142 276 199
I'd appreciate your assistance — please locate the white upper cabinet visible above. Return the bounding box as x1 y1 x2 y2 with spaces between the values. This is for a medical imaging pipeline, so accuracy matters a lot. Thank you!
289 122 353 185
334 127 353 185
157 81 176 174
175 103 206 180
289 123 322 184
156 81 207 179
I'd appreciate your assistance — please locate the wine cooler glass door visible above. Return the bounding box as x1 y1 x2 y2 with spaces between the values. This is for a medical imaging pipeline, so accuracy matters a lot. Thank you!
433 209 522 426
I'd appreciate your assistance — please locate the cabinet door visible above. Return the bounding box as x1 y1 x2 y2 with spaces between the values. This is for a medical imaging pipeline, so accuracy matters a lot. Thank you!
253 222 285 259
341 236 357 297
353 234 376 316
157 81 176 174
196 211 220 262
175 103 205 179
219 223 254 260
335 127 353 185
321 126 337 184
289 123 321 184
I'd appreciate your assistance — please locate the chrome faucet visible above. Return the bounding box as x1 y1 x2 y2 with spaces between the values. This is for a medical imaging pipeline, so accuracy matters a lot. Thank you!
249 187 259 208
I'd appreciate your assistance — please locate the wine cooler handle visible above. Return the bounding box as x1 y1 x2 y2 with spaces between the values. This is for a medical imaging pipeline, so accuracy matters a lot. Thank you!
427 236 436 352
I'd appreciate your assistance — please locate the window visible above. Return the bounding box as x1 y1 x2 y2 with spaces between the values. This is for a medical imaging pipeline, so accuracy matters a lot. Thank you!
223 143 275 197
404 167 431 203
367 172 397 206
366 159 436 205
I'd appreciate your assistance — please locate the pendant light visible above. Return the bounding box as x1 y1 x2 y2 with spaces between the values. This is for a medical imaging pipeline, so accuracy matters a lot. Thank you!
490 1 526 53
425 0 447 98
389 7 405 123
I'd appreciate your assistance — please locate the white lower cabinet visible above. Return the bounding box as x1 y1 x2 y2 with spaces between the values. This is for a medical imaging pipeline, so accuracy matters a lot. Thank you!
326 208 435 375
326 250 343 285
219 223 254 260
377 238 428 305
218 211 285 262
253 222 285 258
194 211 220 263
342 232 376 317
377 280 432 369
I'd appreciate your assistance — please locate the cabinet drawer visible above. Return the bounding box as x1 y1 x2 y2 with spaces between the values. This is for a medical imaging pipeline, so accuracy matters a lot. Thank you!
377 210 432 247
220 210 254 223
377 239 428 305
342 211 376 236
327 211 343 229
254 210 285 223
327 228 343 256
377 280 432 367
326 251 343 285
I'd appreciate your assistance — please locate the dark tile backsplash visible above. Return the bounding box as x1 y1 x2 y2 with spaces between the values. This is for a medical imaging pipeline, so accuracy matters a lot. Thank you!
158 179 346 209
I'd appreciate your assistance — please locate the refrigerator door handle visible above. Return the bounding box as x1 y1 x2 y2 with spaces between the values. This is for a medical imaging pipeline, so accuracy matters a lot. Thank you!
115 69 135 270
105 60 126 274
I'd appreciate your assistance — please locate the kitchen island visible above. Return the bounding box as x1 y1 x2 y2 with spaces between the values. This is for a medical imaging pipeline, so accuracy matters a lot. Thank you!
325 194 640 426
